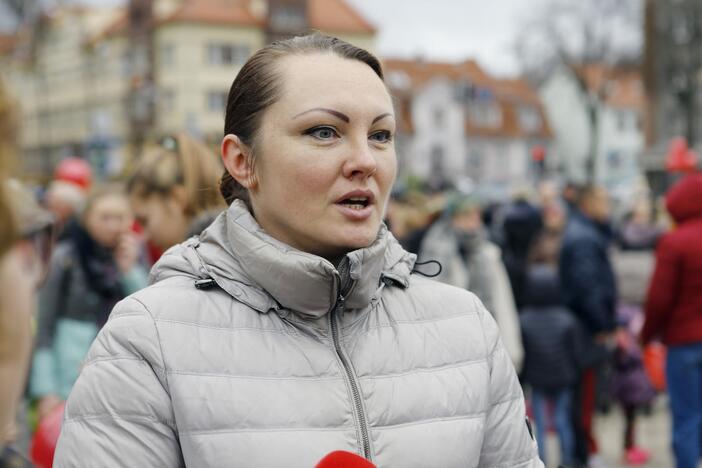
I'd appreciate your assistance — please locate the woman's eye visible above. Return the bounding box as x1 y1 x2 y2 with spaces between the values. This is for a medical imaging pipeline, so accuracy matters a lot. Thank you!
370 130 393 143
304 126 339 140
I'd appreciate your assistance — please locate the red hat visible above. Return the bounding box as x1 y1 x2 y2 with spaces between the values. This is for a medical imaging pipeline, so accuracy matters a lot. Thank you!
54 157 92 190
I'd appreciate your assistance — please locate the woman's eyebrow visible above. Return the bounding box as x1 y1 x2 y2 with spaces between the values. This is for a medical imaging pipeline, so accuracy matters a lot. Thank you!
293 108 349 123
372 113 393 124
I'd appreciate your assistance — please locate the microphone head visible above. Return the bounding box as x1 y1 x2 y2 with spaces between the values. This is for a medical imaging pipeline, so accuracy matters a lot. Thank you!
315 450 376 468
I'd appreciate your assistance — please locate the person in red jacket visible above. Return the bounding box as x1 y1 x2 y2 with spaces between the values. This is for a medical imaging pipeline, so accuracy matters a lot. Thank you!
642 173 702 468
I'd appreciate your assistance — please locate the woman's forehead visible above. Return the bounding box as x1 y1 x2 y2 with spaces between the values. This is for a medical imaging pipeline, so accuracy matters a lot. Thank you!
275 53 392 113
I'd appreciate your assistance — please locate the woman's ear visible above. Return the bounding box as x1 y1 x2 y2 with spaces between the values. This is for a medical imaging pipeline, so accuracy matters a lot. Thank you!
221 134 257 190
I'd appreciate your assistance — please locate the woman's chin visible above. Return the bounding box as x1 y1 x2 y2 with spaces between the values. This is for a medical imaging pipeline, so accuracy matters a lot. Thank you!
334 228 378 252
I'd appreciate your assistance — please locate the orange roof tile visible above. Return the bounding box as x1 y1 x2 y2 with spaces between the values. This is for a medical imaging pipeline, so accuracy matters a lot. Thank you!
383 58 492 90
91 0 261 43
93 0 374 44
573 63 644 110
308 0 375 34
0 34 17 55
161 0 262 27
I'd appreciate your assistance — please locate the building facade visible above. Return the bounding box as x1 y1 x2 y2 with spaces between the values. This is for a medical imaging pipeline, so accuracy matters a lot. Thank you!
384 59 554 199
0 0 376 178
540 64 646 203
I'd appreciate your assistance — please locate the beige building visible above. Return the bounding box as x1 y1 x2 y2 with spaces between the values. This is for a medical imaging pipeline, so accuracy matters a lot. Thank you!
0 0 376 178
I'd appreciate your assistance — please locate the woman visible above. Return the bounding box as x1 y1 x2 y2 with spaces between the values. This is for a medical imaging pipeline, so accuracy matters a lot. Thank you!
55 35 542 467
642 174 702 468
30 185 147 420
127 132 224 254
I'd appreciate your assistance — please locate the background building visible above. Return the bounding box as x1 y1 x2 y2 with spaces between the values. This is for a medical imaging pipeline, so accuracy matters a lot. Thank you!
540 64 646 205
384 58 554 198
0 0 376 179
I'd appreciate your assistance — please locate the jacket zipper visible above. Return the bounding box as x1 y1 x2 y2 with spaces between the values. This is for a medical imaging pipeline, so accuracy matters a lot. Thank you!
330 277 371 460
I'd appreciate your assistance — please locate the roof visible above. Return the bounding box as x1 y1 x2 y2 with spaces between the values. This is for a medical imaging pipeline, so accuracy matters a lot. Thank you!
383 58 493 90
383 58 552 140
308 0 375 34
0 34 17 56
573 63 645 110
161 0 261 27
93 0 374 43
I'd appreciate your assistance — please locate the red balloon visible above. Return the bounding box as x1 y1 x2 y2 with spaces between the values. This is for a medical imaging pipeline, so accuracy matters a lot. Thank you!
54 157 92 190
30 403 65 468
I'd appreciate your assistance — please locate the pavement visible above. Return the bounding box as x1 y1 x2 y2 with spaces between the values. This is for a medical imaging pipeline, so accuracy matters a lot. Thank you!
543 395 679 468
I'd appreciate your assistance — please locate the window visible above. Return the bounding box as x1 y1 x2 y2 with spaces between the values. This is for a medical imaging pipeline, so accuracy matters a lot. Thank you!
269 6 306 31
517 106 542 133
468 101 502 128
159 44 174 67
453 80 474 103
207 44 250 66
206 90 227 113
387 71 411 90
608 150 622 169
160 89 175 113
467 148 483 177
433 108 445 127
430 145 445 176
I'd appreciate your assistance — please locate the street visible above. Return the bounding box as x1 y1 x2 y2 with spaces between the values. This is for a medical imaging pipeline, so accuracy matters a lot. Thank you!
544 395 677 467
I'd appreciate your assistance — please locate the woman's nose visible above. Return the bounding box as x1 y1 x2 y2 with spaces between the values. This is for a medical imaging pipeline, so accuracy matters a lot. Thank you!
342 139 377 180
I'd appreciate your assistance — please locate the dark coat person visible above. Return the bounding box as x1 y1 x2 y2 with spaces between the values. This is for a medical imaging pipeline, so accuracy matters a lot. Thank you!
558 185 616 465
520 263 581 466
520 265 582 392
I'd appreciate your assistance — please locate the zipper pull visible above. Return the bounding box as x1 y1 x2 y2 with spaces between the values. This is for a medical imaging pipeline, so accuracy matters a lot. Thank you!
194 278 217 290
336 294 345 312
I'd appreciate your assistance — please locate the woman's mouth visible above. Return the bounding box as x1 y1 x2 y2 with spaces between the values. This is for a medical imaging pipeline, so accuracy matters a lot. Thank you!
337 197 370 210
335 190 375 220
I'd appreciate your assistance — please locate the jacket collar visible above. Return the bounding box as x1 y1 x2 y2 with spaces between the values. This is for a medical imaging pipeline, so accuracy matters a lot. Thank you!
571 210 613 240
157 200 414 320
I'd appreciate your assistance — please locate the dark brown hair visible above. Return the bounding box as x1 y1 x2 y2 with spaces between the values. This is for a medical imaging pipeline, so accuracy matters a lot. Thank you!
220 33 384 208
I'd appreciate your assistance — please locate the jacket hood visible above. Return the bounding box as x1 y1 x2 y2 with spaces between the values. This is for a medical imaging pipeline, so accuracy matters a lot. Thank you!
150 200 416 319
666 173 702 224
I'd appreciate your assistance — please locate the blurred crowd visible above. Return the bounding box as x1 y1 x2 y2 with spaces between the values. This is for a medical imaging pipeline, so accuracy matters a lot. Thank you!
2 72 702 468
388 173 702 468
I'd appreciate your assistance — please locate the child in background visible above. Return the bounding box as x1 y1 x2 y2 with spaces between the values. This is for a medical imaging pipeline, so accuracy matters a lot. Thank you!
520 232 582 467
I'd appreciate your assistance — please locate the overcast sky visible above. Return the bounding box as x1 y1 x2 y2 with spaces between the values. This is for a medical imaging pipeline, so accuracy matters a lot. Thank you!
346 0 539 76
1 0 542 76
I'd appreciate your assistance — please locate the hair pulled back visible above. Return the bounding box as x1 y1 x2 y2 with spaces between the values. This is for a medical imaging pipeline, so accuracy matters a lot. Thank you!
220 33 384 208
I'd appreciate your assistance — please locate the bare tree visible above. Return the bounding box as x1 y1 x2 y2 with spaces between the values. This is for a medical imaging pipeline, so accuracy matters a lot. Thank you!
514 0 643 183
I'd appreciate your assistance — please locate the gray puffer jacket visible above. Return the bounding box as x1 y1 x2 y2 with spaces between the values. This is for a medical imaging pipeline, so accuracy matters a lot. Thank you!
55 201 542 468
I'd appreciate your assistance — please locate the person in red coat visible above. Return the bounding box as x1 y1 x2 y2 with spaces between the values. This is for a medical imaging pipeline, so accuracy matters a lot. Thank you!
642 173 702 468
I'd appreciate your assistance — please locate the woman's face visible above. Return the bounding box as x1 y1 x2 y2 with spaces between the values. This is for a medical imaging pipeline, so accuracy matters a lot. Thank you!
130 192 189 250
84 194 133 249
232 53 397 260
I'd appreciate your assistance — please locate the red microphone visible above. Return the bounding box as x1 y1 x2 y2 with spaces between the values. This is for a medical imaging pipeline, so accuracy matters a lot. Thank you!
315 450 376 468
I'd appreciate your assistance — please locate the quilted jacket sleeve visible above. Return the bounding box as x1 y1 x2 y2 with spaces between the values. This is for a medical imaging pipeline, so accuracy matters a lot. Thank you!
476 297 544 468
54 297 184 468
